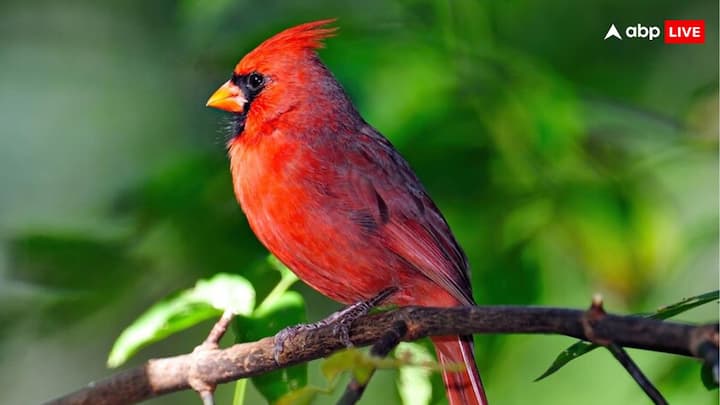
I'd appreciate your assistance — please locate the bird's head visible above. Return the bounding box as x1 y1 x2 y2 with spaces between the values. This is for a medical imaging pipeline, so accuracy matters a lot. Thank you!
207 19 351 140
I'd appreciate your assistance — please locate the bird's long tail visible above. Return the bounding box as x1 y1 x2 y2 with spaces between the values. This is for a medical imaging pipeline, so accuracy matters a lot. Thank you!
431 335 488 405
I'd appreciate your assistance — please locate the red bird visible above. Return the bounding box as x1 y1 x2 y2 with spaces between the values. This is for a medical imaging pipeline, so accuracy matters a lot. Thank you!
207 20 487 405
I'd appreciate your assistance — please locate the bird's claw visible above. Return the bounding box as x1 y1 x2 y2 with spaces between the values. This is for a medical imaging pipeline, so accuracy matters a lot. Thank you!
332 320 355 348
273 324 309 365
272 288 398 365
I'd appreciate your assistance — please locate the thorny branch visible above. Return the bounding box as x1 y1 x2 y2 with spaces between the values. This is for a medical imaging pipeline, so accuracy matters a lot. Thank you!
46 304 719 405
585 295 668 405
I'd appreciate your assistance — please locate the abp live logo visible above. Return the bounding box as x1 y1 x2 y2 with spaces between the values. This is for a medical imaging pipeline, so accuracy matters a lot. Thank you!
604 20 705 44
664 20 705 44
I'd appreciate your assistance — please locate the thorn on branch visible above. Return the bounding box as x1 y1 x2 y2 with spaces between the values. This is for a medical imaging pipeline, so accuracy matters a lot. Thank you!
586 296 669 404
582 294 612 346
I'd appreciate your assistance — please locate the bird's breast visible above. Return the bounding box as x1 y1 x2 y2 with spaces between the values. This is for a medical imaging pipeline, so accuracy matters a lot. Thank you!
226 135 403 304
228 135 307 231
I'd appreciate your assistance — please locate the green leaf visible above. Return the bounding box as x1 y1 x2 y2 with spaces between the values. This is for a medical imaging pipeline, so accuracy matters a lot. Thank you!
234 290 307 404
232 378 248 405
274 345 415 405
274 385 328 405
274 348 397 405
535 290 719 381
647 290 719 320
321 349 375 384
534 341 596 382
230 257 301 404
322 347 404 385
188 273 257 315
396 342 433 405
107 273 255 367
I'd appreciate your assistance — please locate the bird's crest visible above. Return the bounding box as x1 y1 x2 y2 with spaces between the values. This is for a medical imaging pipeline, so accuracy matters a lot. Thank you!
235 19 337 74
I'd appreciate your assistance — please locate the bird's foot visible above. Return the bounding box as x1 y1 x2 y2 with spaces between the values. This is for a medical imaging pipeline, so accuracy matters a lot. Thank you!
273 287 397 364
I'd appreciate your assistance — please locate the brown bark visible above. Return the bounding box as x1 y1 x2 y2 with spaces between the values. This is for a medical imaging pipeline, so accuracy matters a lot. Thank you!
46 305 719 405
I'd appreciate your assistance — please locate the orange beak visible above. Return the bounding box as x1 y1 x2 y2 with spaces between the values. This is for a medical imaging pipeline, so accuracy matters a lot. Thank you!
206 80 247 113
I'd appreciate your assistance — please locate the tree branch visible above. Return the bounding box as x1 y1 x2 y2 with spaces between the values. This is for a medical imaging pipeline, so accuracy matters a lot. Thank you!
586 295 668 405
46 305 719 405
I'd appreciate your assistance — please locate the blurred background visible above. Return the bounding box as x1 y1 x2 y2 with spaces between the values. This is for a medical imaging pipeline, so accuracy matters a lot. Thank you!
0 0 717 404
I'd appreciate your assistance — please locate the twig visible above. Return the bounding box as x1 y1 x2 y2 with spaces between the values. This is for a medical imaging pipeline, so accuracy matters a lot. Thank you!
45 305 719 405
189 310 235 405
199 391 214 405
204 310 235 347
337 321 407 405
607 344 668 405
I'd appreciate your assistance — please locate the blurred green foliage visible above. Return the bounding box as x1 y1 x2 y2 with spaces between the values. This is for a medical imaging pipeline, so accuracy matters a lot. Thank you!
0 0 717 404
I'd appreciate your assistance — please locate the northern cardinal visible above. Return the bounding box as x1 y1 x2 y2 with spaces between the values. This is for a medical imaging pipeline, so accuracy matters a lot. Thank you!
207 20 487 405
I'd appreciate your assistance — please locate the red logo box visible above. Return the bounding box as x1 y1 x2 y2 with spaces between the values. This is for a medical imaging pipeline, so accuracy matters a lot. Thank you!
664 20 705 44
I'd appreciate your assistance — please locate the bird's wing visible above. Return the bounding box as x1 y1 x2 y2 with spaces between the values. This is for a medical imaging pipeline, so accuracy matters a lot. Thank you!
343 127 474 306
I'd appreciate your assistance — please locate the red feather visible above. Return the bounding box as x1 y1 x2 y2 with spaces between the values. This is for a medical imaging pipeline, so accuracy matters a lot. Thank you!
210 20 488 405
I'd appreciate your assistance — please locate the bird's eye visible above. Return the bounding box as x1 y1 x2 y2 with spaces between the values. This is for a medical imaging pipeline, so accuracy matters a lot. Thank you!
246 72 265 93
